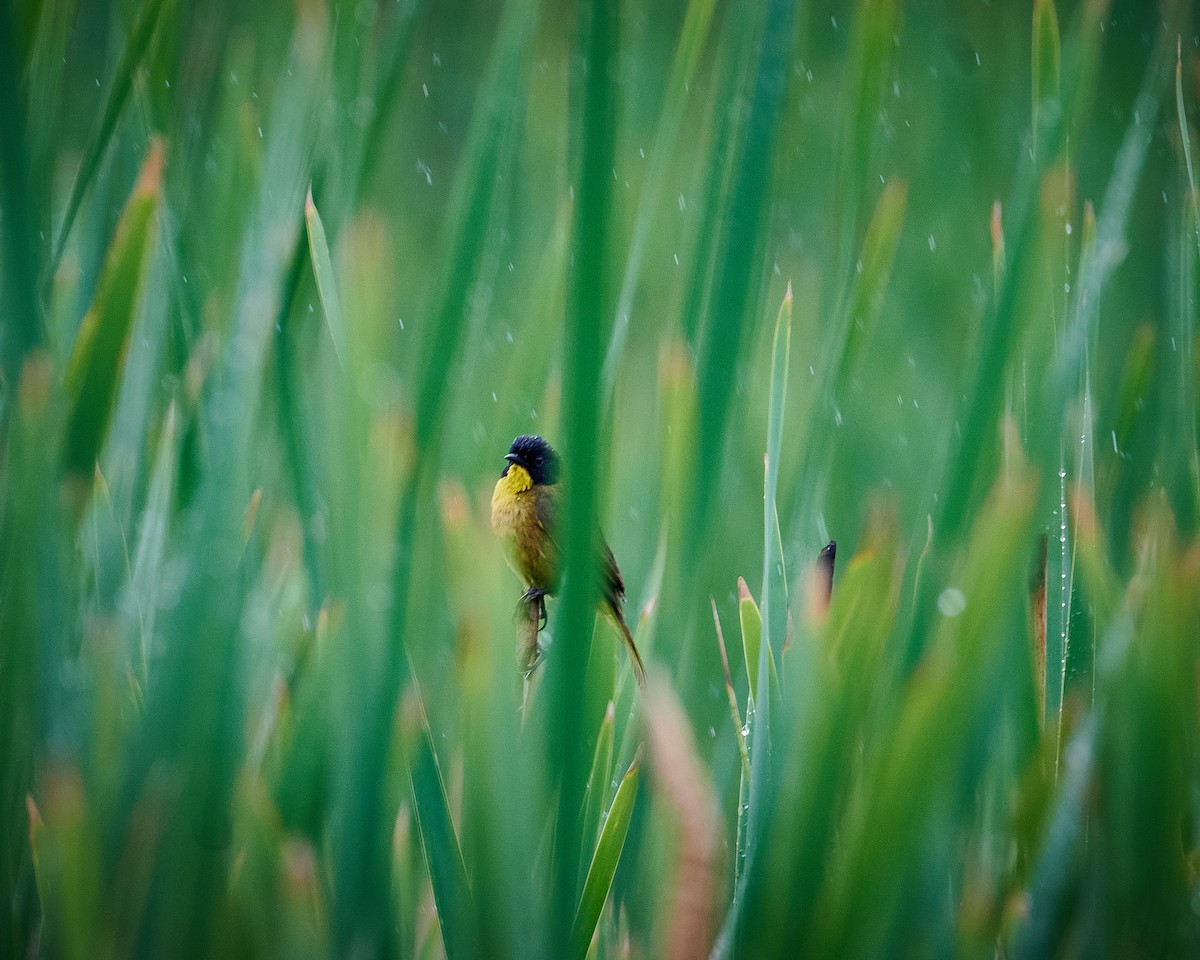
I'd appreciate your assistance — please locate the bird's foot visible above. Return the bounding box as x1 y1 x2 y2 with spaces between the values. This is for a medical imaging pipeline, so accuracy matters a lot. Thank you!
522 643 544 680
521 587 548 629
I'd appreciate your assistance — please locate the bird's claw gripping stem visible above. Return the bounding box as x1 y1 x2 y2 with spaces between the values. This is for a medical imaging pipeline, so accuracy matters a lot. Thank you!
521 587 548 629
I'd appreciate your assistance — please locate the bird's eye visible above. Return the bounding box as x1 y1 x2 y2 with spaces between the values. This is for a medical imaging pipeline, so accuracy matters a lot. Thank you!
536 455 544 464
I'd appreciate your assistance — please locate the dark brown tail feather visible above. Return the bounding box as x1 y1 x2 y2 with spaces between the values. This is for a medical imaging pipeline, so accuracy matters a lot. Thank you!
609 603 647 688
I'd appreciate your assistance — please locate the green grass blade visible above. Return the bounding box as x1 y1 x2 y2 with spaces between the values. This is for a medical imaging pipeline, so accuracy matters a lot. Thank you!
689 0 796 557
304 187 347 365
711 598 750 780
1031 0 1062 161
580 702 616 859
127 399 178 679
737 578 762 707
0 3 45 387
552 0 617 945
1179 43 1200 262
409 707 479 960
832 182 907 392
813 456 1040 957
570 758 640 960
1046 19 1178 417
603 0 717 394
830 0 899 298
61 140 162 485
759 282 791 680
48 0 168 276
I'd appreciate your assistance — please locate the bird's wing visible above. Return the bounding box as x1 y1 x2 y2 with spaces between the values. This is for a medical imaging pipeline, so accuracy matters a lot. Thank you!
534 483 558 539
535 485 624 603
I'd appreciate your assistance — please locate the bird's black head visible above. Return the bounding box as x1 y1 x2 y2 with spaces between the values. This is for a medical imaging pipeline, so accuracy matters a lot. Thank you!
503 434 560 485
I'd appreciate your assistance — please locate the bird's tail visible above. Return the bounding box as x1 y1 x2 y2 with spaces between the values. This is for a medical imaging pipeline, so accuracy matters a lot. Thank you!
609 603 647 688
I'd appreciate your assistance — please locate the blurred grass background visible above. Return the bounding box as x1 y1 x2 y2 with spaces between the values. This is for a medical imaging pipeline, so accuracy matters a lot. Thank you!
2 0 1200 957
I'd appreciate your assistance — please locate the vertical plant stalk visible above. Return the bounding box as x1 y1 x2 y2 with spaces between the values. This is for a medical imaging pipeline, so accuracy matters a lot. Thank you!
1029 536 1048 729
551 0 616 947
749 281 792 828
0 1 43 388
689 0 795 560
602 0 718 396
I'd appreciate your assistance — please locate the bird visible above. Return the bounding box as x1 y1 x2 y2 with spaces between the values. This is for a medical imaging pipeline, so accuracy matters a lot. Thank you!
491 434 647 687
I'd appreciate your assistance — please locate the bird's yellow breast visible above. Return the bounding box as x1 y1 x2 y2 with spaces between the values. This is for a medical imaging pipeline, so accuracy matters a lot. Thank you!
491 466 558 591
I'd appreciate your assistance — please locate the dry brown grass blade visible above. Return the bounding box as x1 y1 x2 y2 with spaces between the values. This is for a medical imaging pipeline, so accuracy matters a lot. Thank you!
643 674 720 960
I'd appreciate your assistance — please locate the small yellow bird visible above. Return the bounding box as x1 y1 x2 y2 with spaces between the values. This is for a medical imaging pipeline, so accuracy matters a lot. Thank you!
491 434 646 687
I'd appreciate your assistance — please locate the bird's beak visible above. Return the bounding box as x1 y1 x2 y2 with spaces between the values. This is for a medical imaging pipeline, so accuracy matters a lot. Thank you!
504 453 521 465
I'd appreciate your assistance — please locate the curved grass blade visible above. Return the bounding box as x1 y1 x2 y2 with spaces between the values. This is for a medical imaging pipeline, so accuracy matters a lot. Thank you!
62 139 163 486
304 187 347 365
48 0 168 277
570 757 639 960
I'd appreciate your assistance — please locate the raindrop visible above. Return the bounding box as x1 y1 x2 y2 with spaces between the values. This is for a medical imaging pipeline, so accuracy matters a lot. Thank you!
928 234 937 251
416 160 433 185
937 588 967 617
422 82 429 98
1065 222 1073 235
